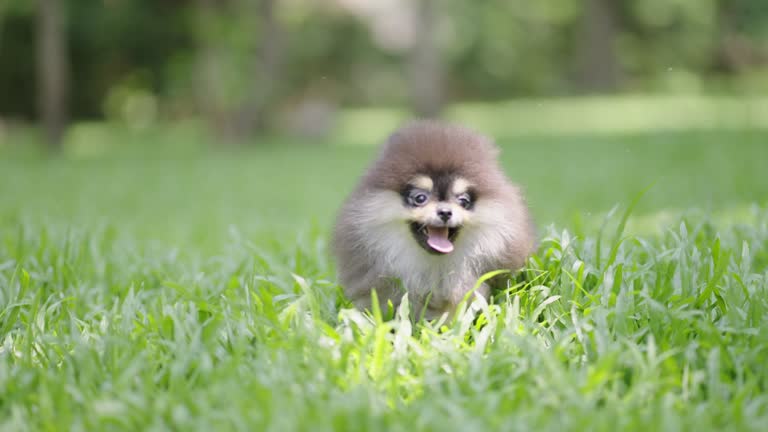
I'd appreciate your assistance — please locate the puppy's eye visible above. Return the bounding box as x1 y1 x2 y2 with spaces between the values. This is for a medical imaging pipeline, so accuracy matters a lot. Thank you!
410 191 429 206
457 193 472 209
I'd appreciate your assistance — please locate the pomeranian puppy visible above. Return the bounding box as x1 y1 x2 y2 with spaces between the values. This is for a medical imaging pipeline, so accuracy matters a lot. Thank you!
333 120 536 320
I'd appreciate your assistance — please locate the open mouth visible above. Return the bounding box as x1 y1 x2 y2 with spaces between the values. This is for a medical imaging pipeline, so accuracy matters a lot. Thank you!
409 222 461 255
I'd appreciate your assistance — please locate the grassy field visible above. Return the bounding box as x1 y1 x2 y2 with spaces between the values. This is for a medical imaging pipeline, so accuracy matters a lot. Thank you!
1 126 768 431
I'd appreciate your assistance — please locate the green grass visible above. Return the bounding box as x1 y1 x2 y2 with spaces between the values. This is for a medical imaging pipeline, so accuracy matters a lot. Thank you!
1 126 768 431
336 95 768 145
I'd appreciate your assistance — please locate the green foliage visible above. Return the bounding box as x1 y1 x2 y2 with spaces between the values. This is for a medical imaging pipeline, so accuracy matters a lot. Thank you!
1 128 768 430
1 0 767 122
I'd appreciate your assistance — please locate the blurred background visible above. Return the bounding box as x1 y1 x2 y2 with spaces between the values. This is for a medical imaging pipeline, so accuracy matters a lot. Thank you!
1 0 767 147
1 0 768 245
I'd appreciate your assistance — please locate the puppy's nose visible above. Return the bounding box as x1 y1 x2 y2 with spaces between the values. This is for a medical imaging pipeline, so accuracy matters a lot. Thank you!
437 208 452 222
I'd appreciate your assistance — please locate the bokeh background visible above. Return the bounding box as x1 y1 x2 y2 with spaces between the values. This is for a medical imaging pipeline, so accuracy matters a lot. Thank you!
1 0 768 241
5 3 768 429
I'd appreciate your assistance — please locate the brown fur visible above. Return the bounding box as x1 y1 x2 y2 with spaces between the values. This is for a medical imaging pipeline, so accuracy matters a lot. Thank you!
361 121 510 197
333 119 536 319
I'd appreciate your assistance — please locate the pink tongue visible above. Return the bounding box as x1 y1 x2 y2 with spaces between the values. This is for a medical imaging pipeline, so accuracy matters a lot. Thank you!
426 226 454 254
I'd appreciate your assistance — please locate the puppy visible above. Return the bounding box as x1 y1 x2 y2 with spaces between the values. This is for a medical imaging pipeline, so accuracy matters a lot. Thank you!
333 120 536 320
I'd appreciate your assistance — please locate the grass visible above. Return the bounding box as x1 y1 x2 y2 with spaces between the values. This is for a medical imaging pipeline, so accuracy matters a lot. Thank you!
336 95 768 145
1 125 768 431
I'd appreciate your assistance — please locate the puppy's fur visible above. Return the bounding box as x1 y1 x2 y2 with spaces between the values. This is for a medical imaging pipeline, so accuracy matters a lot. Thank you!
333 120 536 319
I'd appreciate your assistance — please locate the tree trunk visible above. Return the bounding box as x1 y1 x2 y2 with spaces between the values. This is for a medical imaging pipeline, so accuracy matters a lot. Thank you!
195 0 236 142
0 3 7 55
196 0 282 143
409 0 443 119
234 0 282 138
572 0 622 93
36 0 69 150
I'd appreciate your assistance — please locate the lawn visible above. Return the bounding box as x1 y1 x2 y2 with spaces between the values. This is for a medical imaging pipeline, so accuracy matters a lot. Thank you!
1 125 768 431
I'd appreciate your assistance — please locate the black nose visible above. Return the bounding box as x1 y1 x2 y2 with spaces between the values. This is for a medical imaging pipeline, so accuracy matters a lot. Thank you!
437 208 452 222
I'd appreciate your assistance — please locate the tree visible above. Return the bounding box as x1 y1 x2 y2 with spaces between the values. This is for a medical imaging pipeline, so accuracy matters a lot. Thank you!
36 0 69 149
237 0 281 136
234 0 282 137
409 0 444 118
195 0 283 143
571 0 622 93
195 0 234 141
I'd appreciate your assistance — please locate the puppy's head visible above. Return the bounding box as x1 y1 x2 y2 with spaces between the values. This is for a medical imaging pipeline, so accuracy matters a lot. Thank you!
349 120 520 257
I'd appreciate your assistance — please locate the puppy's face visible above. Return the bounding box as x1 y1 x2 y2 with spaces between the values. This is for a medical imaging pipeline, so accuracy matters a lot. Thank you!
398 173 476 255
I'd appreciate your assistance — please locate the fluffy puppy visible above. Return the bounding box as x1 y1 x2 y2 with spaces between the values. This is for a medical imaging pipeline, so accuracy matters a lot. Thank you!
333 120 536 320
